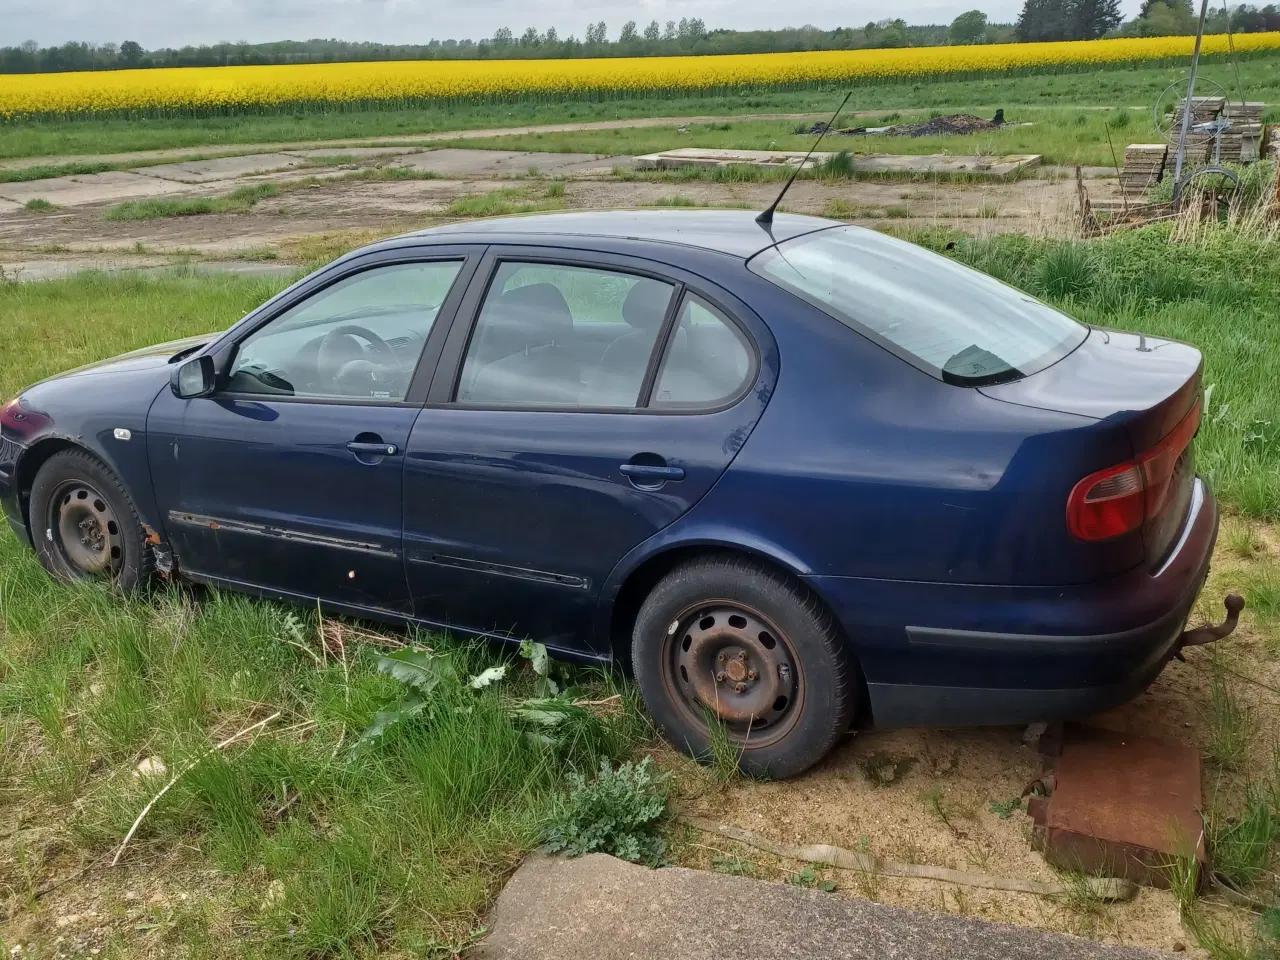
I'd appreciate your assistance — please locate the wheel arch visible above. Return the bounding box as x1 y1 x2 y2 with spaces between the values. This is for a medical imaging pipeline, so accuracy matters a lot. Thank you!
603 535 853 670
14 436 83 536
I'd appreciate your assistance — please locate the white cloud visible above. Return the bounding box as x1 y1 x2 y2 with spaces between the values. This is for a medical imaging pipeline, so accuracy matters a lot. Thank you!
5 0 1148 48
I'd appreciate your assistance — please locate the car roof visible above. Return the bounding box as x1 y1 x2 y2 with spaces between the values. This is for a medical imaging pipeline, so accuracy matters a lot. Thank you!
395 209 840 259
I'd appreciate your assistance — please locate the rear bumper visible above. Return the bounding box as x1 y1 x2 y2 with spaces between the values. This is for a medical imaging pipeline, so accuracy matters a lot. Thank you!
809 477 1219 728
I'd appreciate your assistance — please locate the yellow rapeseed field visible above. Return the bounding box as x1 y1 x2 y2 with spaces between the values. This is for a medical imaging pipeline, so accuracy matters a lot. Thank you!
4 33 1280 120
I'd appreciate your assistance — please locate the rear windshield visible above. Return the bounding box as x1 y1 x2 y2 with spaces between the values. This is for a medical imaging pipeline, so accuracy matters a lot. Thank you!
749 226 1087 385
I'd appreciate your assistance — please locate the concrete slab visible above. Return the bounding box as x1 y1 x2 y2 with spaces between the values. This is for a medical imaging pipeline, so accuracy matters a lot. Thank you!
636 147 1042 180
392 148 614 178
477 855 1170 960
854 153 1042 179
0 170 193 207
0 197 24 213
0 255 175 280
282 146 423 161
133 153 309 183
548 154 636 177
636 147 827 170
0 257 299 282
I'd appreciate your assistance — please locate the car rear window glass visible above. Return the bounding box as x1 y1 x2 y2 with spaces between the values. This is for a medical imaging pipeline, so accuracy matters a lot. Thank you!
749 226 1087 385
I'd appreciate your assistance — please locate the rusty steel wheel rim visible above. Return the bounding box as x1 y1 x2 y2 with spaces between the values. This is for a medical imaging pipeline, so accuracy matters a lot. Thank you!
662 602 803 748
47 480 123 580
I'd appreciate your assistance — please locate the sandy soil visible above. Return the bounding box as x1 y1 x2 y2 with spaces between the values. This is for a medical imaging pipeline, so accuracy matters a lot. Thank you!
667 517 1280 957
0 173 1108 276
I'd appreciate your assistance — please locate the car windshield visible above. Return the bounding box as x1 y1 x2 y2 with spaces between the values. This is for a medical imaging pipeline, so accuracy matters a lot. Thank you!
749 226 1088 385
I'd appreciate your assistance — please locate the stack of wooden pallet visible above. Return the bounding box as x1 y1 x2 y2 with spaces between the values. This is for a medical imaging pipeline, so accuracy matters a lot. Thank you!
1120 144 1168 195
1222 102 1267 162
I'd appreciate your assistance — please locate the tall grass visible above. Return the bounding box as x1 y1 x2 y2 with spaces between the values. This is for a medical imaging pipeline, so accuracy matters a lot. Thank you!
104 183 281 221
0 532 645 954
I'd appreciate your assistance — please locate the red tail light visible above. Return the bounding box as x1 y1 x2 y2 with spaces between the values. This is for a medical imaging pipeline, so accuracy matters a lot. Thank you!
1067 400 1201 541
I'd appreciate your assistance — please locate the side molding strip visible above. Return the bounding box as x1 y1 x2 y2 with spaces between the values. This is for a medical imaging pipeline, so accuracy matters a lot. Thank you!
407 550 590 589
167 511 394 556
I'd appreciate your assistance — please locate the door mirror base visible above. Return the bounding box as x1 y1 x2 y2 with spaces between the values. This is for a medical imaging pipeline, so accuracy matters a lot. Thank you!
172 356 217 399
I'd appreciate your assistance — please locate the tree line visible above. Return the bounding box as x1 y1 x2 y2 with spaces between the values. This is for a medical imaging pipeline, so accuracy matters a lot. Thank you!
1013 0 1278 40
0 20 976 74
3 5 1278 74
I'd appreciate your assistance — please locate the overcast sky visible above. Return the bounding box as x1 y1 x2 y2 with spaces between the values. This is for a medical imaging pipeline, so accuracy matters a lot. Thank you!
6 0 1147 49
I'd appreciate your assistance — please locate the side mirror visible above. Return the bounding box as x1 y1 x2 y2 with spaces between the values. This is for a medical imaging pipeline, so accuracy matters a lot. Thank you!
171 355 217 399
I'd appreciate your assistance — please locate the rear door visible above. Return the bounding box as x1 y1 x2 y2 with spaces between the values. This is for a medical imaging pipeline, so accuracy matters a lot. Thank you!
402 246 775 654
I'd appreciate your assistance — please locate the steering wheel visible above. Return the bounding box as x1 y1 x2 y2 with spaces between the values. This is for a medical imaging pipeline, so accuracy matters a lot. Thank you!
316 324 398 384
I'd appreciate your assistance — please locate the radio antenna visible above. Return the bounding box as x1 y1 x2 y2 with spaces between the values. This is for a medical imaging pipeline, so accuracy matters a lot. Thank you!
757 91 851 227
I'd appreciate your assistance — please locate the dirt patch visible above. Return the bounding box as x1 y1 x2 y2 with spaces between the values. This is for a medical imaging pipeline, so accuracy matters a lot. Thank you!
669 517 1280 957
0 174 1102 271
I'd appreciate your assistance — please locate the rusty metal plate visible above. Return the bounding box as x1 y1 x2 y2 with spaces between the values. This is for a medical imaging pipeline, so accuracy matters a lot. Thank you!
1027 724 1204 887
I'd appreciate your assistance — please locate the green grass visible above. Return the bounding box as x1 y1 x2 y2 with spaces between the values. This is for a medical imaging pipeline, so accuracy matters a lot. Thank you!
3 54 1278 161
0 161 116 182
443 188 564 218
22 198 56 212
0 271 290 399
103 183 281 221
0 546 647 954
431 94 1267 169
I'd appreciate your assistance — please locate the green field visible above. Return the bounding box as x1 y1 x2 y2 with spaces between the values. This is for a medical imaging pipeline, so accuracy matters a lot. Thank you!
2 55 1278 162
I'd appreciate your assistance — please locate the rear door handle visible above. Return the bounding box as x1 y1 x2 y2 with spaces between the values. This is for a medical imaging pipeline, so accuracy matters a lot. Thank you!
619 463 685 481
346 441 399 457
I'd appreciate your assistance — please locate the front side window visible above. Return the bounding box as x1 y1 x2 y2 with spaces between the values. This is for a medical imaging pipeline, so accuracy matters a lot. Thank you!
228 260 463 400
458 262 675 408
750 226 1087 385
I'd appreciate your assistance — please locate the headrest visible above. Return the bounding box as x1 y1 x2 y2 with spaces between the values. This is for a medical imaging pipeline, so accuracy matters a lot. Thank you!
621 280 673 330
496 283 574 344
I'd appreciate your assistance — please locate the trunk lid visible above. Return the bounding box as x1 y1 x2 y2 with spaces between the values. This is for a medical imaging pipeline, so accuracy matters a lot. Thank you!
980 328 1203 566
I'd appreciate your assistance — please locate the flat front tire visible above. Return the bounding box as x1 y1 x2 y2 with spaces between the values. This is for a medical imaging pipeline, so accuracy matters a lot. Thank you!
632 555 857 779
28 449 153 592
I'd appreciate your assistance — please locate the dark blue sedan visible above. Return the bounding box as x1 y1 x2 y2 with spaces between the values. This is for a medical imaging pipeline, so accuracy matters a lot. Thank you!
1 211 1220 777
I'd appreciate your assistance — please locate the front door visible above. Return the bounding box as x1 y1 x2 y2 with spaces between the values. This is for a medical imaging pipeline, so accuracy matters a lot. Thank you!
148 254 473 613
402 249 774 654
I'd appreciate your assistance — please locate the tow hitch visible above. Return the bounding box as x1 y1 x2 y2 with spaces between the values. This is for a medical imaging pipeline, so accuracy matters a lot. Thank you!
1174 593 1244 660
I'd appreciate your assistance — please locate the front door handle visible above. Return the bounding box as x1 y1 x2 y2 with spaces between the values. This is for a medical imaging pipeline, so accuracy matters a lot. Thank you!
619 463 685 481
346 441 399 457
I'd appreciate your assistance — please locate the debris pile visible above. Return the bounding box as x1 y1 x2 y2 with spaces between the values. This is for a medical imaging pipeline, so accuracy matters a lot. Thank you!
880 112 1005 137
803 110 1007 138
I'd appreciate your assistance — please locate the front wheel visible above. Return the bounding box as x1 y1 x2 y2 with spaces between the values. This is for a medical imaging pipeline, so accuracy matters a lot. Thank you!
632 555 857 779
28 449 153 592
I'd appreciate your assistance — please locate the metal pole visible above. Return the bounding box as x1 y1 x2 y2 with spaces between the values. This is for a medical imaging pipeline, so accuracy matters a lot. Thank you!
1172 0 1212 205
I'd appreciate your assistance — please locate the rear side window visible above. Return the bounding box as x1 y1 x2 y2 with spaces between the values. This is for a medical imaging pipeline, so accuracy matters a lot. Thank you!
750 226 1086 385
457 262 675 408
652 295 753 409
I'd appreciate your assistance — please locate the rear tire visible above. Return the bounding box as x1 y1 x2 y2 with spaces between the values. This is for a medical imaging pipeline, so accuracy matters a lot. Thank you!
29 449 153 592
632 555 856 779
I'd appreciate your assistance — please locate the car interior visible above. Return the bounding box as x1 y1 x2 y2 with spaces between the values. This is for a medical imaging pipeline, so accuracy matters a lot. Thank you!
224 258 754 408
